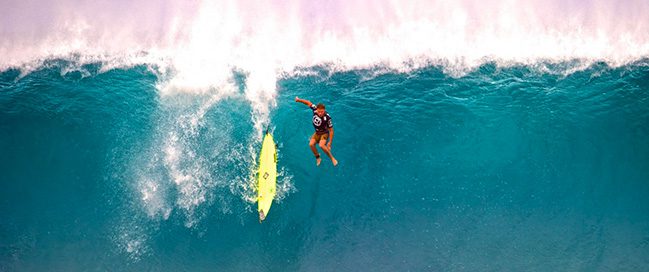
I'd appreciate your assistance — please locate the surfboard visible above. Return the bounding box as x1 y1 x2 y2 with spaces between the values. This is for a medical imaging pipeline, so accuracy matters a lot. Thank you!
257 132 277 222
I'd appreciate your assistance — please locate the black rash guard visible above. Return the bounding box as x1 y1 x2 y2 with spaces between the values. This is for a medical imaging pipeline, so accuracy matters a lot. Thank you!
310 104 333 134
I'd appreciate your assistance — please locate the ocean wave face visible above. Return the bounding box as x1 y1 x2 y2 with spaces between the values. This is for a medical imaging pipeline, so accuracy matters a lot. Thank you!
1 1 649 271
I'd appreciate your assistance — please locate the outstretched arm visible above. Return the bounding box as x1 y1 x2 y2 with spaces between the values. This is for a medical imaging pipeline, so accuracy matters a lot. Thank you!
295 96 313 107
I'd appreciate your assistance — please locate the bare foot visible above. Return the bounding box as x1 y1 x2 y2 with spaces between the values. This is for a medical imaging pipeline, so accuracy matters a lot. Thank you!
316 157 322 166
332 158 338 166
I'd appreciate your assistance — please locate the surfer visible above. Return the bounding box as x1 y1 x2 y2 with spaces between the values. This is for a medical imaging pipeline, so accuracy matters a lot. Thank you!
295 96 338 166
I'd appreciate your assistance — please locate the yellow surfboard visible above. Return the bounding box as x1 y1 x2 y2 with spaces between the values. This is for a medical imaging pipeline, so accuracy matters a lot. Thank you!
257 132 277 222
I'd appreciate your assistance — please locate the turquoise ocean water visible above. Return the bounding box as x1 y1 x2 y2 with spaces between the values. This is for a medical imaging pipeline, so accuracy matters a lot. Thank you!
1 59 648 271
3 0 649 270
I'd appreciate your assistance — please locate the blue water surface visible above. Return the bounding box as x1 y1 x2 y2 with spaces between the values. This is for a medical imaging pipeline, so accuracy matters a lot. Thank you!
1 60 648 271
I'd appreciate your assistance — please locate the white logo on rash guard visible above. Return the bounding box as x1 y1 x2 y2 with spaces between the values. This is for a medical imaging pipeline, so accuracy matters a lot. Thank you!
313 115 322 126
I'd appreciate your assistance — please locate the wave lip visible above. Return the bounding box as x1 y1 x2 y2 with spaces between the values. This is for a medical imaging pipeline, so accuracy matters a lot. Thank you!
2 0 649 94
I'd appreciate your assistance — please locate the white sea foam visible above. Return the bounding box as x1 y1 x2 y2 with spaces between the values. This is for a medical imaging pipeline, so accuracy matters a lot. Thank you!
113 220 151 261
2 0 648 97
